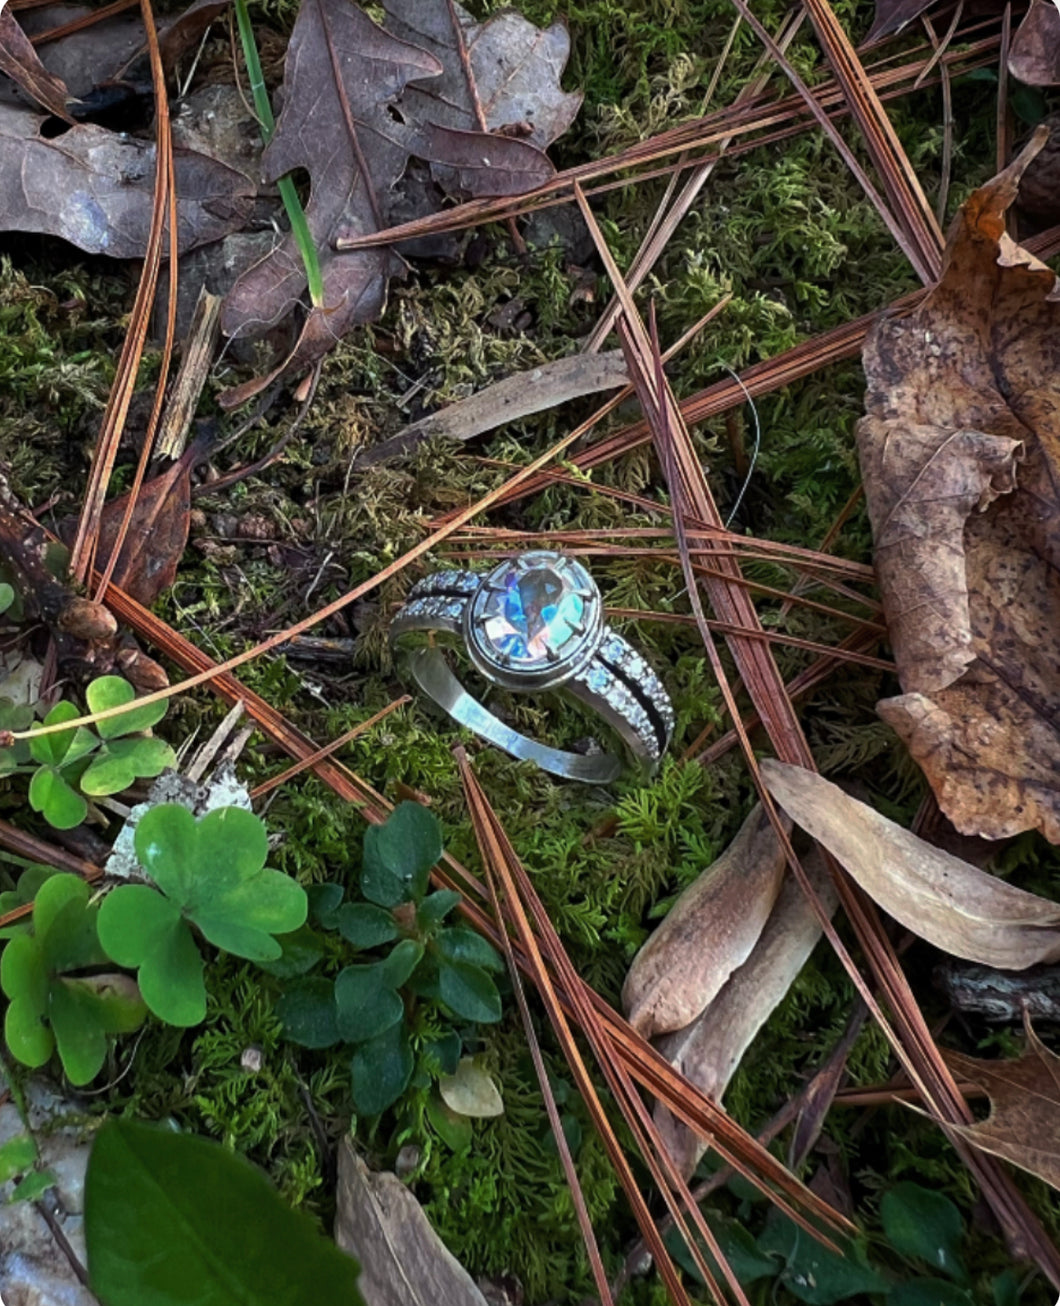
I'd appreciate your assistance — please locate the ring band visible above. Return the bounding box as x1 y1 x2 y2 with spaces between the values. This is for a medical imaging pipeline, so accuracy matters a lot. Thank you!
389 551 674 781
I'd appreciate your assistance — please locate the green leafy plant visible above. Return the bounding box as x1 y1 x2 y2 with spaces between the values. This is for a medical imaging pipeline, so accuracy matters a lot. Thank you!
98 804 307 1026
0 873 146 1084
0 676 177 829
85 1117 364 1306
274 802 505 1116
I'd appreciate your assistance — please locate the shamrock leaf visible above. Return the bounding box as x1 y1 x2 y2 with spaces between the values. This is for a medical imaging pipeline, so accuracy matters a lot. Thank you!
86 676 168 739
360 802 443 907
1 874 146 1084
98 805 307 1026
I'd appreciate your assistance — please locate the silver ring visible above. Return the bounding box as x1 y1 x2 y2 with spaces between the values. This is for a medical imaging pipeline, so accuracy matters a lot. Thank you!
389 551 674 782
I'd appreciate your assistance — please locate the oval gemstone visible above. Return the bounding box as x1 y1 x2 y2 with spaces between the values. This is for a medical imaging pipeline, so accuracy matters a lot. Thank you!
481 563 585 666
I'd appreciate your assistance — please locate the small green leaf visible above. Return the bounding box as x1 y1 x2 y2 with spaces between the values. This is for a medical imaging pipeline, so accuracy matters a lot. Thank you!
416 890 461 928
881 1184 965 1281
337 902 398 949
438 1058 504 1118
97 886 205 1027
428 1030 462 1076
0 582 14 615
360 802 443 907
334 965 403 1043
425 1094 473 1152
9 1168 57 1204
84 1119 365 1306
667 1217 777 1288
28 701 85 767
350 1021 413 1115
437 960 502 1023
757 1217 888 1304
379 938 424 988
4 990 53 1067
28 767 87 830
436 926 504 973
86 676 167 739
276 978 341 1049
307 883 344 928
0 1133 37 1183
256 925 324 978
49 977 110 1085
80 736 175 796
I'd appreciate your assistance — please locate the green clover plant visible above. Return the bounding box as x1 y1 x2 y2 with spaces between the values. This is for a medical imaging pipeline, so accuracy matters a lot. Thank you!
98 804 308 1026
274 802 505 1117
0 873 146 1085
0 676 177 830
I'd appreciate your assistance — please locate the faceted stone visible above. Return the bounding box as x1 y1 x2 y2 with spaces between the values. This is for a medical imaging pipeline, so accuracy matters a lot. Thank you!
481 562 585 666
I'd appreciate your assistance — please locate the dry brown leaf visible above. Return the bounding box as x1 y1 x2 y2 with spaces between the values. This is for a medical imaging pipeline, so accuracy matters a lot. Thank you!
1009 0 1060 86
220 0 576 398
622 803 788 1041
761 758 1060 968
0 6 73 121
943 1021 1060 1192
0 103 253 257
653 852 837 1179
360 352 629 464
334 1140 489 1306
856 131 1060 842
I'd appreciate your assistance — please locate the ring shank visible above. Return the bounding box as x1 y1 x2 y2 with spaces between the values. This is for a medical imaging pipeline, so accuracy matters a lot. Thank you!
403 647 623 783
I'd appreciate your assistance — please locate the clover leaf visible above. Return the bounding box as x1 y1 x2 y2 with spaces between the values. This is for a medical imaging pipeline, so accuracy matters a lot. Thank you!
360 801 443 907
98 805 307 1026
1 873 146 1084
79 677 175 796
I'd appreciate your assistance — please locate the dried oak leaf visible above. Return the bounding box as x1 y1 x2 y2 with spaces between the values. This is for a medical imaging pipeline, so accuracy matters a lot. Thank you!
943 1020 1060 1192
1009 0 1060 86
856 129 1060 843
219 0 576 403
0 103 253 256
0 6 73 121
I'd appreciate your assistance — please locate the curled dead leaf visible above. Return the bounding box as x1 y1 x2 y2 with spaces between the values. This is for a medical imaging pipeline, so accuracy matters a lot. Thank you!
1009 0 1060 86
653 852 837 1179
762 759 1060 969
622 803 789 1041
943 1019 1060 1193
856 131 1060 842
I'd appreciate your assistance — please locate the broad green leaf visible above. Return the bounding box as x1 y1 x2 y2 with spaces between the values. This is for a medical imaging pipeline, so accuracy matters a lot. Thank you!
36 878 106 974
28 701 85 767
378 938 423 988
416 890 461 928
350 1021 413 1115
4 993 53 1068
360 802 442 907
80 737 176 796
438 1058 504 1118
337 902 398 949
881 1184 965 1281
888 1283 973 1306
134 804 199 902
86 676 167 739
49 978 109 1085
1 929 49 1007
256 926 324 979
98 886 205 1027
84 1118 365 1306
435 926 504 973
437 960 502 1023
195 869 306 960
427 1030 462 1077
334 966 403 1043
0 1133 36 1183
0 582 14 614
29 767 87 830
757 1217 888 1304
276 978 341 1049
667 1217 776 1288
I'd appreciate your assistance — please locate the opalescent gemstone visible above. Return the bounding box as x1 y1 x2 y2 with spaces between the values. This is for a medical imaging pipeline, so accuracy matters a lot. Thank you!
481 563 584 665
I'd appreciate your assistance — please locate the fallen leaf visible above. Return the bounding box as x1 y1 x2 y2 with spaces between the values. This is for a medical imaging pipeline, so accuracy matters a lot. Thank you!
1009 0 1060 85
761 759 1060 968
0 103 253 257
220 0 577 399
438 1057 504 1118
653 852 837 1179
856 131 1060 842
334 1139 489 1306
360 352 629 464
943 1020 1060 1192
0 6 73 121
622 803 789 1041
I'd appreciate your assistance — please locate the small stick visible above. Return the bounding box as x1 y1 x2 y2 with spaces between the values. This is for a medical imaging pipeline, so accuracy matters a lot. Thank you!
156 287 222 459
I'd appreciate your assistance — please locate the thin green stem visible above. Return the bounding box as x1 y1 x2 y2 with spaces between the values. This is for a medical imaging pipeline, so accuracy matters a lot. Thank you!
233 0 325 308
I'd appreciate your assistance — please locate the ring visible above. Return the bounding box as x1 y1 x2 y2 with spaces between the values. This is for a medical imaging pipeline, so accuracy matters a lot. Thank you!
389 551 674 782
